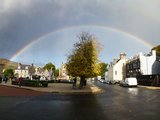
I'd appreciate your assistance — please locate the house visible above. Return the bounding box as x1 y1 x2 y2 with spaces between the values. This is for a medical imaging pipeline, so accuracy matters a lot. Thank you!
126 50 160 77
108 52 127 82
35 67 44 77
14 63 31 78
34 67 47 80
58 63 69 80
43 69 51 80
14 63 53 80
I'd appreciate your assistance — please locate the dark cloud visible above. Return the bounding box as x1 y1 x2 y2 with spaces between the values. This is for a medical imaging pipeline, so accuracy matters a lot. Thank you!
0 0 160 60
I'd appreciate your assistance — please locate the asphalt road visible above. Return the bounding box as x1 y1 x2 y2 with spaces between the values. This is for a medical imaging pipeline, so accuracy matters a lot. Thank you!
0 81 160 120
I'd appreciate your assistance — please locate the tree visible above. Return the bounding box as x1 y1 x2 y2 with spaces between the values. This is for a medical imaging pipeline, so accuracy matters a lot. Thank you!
152 45 160 56
43 62 56 71
54 69 59 79
66 32 101 87
3 69 14 78
98 62 108 78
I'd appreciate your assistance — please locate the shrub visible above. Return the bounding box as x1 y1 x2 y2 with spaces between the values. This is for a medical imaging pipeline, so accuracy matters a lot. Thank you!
12 79 48 87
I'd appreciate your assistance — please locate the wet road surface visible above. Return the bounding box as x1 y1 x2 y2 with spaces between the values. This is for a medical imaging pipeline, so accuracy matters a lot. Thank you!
0 82 160 120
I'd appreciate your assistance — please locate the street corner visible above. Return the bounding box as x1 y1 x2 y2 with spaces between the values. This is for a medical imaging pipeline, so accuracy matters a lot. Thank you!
89 84 105 94
0 84 48 96
49 83 104 95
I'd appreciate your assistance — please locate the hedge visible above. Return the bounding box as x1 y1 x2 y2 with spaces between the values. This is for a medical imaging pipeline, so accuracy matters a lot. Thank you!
12 79 48 87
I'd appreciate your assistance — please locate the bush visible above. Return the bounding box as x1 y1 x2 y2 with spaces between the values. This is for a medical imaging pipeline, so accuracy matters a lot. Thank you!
41 81 48 87
48 80 55 83
12 79 48 87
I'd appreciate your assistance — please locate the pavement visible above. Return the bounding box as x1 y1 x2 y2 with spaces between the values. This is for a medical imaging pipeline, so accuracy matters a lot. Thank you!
0 81 104 94
138 85 160 90
1 83 160 120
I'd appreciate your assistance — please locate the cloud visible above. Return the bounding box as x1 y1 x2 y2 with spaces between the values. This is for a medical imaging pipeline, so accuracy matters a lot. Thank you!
1 0 160 30
0 0 32 29
0 0 33 12
0 0 160 61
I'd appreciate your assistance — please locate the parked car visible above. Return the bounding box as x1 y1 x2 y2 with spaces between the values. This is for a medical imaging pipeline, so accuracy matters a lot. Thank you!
120 77 138 87
102 80 108 84
110 80 117 85
106 80 116 85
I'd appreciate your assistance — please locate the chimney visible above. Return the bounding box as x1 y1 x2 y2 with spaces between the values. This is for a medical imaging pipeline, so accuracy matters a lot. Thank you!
120 52 126 59
31 63 34 67
152 50 156 57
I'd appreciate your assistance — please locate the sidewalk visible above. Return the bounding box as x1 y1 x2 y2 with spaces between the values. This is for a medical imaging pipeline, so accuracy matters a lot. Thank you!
138 85 160 90
0 82 103 94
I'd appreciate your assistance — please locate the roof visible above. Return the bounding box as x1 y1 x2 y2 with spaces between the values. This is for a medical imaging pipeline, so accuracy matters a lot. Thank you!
17 64 31 70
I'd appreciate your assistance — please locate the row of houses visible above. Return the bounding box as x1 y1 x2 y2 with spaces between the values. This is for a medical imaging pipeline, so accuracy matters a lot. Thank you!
106 50 160 84
14 63 52 80
14 63 69 80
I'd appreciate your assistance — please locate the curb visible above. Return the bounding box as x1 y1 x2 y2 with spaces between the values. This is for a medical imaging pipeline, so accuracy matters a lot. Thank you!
0 83 104 95
138 85 160 90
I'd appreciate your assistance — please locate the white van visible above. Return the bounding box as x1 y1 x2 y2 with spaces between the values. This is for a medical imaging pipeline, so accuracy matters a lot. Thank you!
120 77 138 87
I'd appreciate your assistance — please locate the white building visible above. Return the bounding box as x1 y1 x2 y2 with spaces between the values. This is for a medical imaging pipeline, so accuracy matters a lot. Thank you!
108 53 127 82
58 63 69 80
105 72 108 81
126 50 160 77
34 67 43 76
35 67 49 80
14 63 31 78
15 64 52 80
43 69 50 80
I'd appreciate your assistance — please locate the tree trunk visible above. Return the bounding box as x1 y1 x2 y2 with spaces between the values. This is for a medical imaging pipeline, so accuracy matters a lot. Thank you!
80 76 86 89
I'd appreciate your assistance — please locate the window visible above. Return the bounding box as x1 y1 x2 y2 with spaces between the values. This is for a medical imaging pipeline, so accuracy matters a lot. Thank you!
137 61 140 68
25 66 28 69
115 71 117 75
133 63 137 69
127 64 129 69
129 64 132 69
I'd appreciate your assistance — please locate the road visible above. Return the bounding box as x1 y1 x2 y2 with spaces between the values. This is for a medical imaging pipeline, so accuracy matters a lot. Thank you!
0 81 160 120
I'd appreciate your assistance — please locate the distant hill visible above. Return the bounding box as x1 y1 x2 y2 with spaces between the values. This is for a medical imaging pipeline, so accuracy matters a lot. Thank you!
152 45 160 56
0 58 18 70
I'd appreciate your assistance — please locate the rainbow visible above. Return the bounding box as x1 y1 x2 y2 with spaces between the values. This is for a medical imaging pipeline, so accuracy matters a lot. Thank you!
10 25 154 61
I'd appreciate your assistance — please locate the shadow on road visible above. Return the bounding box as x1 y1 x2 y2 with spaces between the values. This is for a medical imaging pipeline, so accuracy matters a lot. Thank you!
0 93 107 120
66 94 108 120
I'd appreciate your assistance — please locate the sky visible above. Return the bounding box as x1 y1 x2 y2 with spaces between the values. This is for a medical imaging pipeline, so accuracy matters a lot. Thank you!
0 0 160 68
